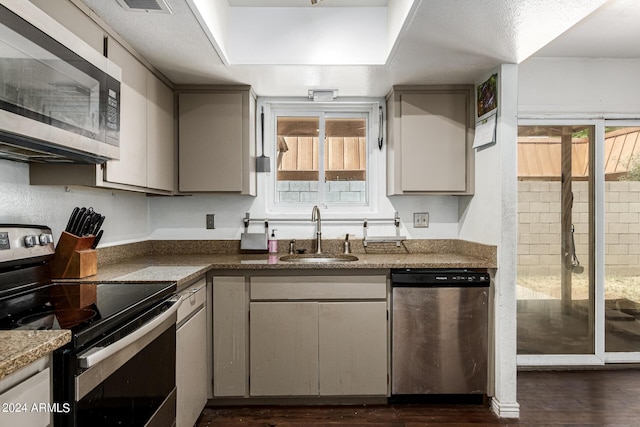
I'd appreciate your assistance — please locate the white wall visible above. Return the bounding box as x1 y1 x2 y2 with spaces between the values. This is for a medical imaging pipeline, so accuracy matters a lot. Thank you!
458 64 520 418
148 192 460 242
228 7 387 65
149 166 460 242
386 0 416 58
189 0 231 62
0 159 149 246
519 57 640 116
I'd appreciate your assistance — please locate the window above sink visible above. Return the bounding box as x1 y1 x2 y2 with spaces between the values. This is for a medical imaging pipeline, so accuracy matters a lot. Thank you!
261 98 384 216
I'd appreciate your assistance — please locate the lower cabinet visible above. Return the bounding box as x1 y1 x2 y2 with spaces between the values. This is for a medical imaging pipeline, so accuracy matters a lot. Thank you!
0 356 52 427
248 274 388 398
176 280 207 427
318 301 388 396
250 300 387 397
250 302 319 396
212 276 247 397
212 273 389 399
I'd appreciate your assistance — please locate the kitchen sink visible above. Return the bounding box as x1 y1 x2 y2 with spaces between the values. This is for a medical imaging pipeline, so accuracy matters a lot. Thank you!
279 254 359 263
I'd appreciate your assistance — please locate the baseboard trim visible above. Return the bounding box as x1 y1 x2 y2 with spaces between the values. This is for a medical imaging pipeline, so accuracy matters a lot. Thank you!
490 397 520 418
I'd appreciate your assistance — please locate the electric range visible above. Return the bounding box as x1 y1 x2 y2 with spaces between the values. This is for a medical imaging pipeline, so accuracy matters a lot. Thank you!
0 225 178 427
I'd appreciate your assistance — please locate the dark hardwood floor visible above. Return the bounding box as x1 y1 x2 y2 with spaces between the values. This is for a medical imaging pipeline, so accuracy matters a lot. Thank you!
197 369 640 426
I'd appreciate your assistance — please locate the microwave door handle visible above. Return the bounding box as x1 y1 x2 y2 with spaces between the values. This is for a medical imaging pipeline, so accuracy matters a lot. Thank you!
78 296 182 369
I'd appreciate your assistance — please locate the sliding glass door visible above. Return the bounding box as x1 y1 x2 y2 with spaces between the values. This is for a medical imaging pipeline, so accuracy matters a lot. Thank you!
603 123 640 360
517 120 640 365
516 123 596 362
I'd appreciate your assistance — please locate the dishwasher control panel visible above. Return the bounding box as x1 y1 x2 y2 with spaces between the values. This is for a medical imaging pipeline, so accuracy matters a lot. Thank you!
391 269 490 286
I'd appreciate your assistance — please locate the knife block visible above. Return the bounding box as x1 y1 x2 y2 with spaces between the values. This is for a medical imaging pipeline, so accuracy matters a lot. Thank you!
51 231 97 279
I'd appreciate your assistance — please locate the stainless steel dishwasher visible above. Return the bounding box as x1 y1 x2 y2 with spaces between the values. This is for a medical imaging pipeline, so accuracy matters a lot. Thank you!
391 268 490 397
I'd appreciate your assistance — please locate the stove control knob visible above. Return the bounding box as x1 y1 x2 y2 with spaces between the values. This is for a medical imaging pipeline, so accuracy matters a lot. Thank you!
24 235 38 248
39 234 54 246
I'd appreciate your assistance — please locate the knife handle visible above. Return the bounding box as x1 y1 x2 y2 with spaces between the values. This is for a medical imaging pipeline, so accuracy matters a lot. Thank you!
92 215 105 236
66 207 80 233
70 207 86 236
77 215 91 237
82 213 98 236
91 230 103 249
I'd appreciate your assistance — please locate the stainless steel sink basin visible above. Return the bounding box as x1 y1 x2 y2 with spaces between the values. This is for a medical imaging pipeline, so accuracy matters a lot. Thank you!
279 254 359 263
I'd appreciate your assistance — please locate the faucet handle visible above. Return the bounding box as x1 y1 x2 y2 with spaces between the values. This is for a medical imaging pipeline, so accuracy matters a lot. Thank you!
289 239 296 254
343 234 351 254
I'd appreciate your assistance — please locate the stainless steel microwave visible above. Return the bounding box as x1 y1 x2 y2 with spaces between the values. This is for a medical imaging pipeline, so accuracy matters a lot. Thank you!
0 0 121 163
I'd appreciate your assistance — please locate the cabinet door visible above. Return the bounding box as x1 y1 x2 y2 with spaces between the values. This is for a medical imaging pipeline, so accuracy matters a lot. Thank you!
176 308 207 427
29 0 104 53
146 72 174 191
319 302 388 396
105 40 147 187
213 276 247 397
400 92 468 192
179 92 244 192
0 367 51 427
250 302 319 396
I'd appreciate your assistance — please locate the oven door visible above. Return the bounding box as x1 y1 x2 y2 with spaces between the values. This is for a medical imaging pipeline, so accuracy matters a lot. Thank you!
55 298 179 427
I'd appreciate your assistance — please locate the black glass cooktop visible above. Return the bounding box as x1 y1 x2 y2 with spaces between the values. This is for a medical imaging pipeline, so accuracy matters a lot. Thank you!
0 281 175 347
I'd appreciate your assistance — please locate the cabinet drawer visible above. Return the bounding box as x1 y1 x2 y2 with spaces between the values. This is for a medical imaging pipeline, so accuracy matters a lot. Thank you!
177 278 206 323
250 275 386 300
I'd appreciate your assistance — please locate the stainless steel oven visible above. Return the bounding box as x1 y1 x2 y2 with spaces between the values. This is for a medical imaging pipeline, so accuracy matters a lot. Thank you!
0 225 178 427
56 294 179 427
0 0 120 163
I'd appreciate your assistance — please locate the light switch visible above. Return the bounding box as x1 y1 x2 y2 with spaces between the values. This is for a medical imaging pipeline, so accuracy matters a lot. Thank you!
413 212 429 228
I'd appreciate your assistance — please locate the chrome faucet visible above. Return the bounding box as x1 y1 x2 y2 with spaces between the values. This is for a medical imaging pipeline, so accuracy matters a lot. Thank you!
311 205 322 254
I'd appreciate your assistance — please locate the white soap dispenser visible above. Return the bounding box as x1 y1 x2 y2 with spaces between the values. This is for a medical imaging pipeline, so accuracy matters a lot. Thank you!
268 229 278 253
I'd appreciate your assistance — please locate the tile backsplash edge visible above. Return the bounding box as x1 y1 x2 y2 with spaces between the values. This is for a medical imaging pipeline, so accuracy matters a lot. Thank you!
97 241 153 266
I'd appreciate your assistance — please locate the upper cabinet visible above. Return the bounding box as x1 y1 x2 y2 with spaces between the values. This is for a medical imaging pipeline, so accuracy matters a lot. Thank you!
104 40 148 189
178 88 256 195
28 0 105 53
386 85 474 195
87 39 175 193
146 71 175 192
28 9 176 195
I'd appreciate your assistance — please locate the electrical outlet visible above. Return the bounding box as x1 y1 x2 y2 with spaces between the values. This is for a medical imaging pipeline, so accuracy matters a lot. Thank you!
206 214 215 229
413 212 429 228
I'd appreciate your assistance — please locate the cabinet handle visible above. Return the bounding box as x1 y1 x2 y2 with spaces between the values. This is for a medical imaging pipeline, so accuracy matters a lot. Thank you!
188 287 200 303
378 105 384 150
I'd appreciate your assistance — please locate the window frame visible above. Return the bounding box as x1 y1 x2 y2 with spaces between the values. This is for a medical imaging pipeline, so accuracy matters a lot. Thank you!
260 98 383 216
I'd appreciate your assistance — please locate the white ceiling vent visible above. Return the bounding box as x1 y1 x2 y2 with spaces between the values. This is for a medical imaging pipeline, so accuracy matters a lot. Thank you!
116 0 172 14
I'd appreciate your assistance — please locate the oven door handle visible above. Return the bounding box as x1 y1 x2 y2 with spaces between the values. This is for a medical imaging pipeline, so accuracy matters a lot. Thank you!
79 296 182 369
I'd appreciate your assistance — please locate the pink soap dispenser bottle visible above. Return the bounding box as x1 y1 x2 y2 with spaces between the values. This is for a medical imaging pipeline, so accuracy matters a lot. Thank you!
268 229 278 253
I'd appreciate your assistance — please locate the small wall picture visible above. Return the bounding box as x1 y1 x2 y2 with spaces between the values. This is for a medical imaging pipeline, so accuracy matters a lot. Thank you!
477 73 498 119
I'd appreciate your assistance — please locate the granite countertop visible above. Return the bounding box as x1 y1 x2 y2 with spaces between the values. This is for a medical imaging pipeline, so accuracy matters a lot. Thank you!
0 330 71 380
69 255 214 289
77 248 496 286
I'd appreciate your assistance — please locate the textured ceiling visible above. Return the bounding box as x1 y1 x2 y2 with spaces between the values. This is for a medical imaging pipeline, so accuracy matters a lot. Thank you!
76 0 634 96
534 0 640 58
